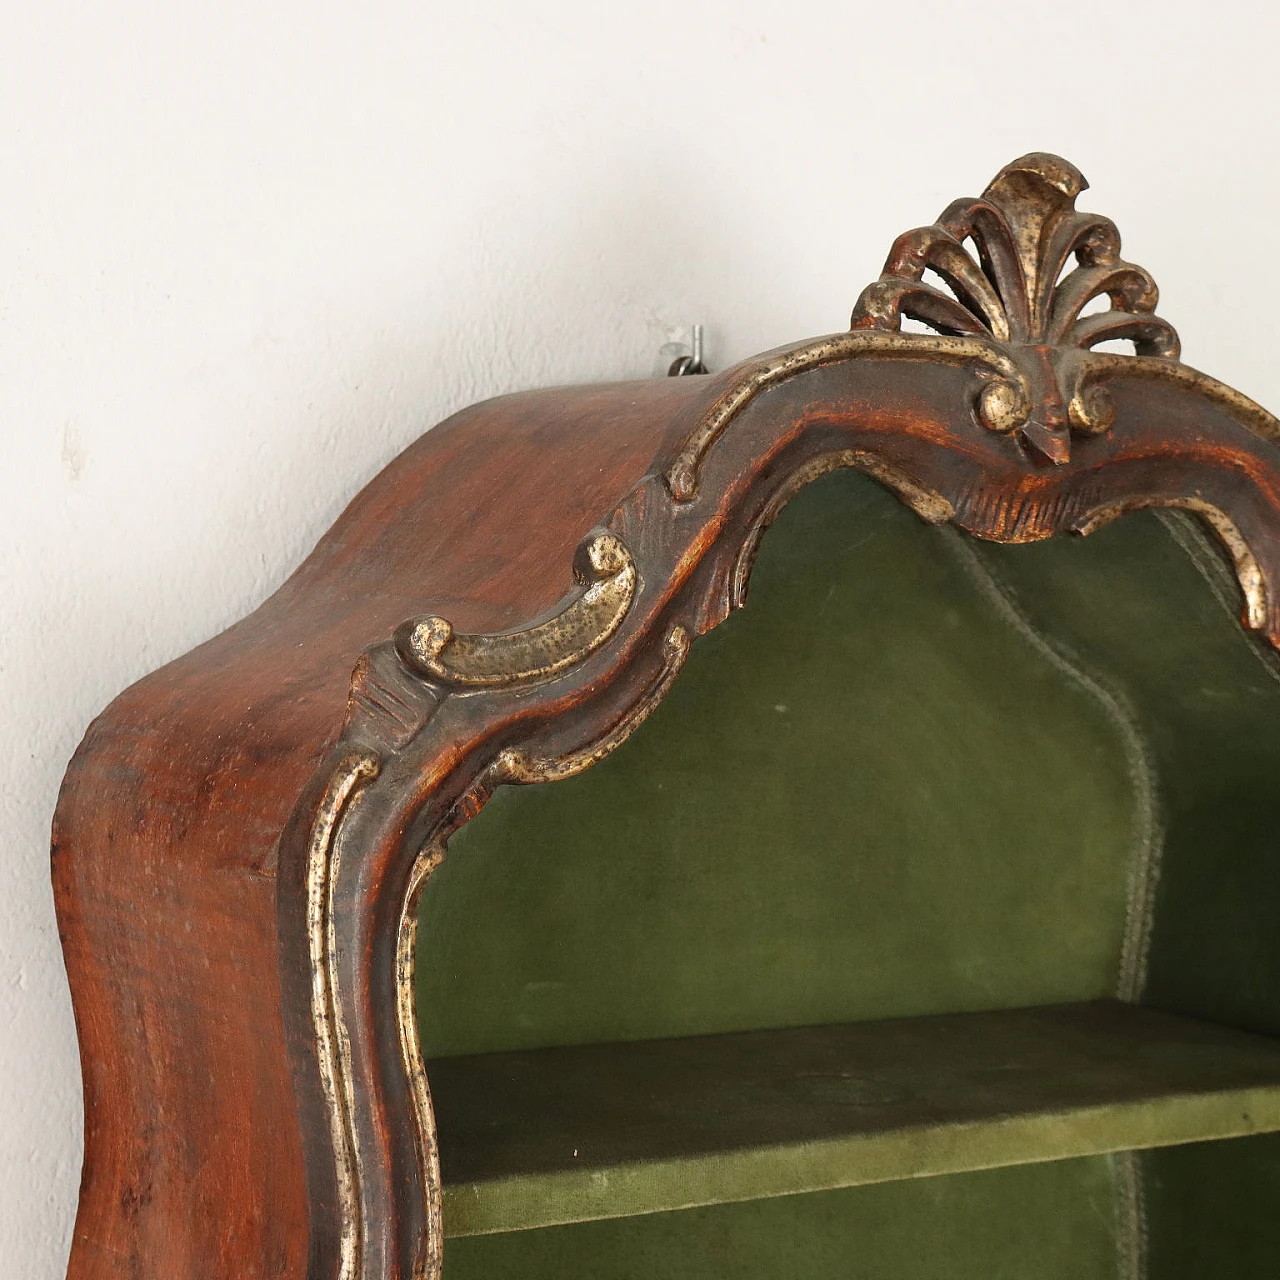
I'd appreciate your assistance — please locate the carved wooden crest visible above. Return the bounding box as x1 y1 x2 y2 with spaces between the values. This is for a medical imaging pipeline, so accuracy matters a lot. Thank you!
852 152 1180 463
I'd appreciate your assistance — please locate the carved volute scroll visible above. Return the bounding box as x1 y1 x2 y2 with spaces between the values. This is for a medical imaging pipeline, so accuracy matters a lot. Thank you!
394 532 638 688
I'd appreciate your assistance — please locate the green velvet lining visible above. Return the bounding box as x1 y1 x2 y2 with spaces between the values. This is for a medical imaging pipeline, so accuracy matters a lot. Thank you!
1144 1134 1280 1277
418 471 1138 1058
414 468 1280 1270
967 509 1280 1275
968 510 1280 1031
441 1157 1124 1280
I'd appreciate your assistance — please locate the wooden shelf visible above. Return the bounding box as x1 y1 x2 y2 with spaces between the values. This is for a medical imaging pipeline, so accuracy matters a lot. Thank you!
430 1000 1280 1237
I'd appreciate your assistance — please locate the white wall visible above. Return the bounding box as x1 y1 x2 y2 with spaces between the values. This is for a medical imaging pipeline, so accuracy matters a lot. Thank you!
3 2 1278 1273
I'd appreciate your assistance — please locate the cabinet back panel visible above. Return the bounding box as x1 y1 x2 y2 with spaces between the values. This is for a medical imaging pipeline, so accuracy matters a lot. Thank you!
970 517 1280 1035
440 1156 1123 1280
1144 1133 1280 1278
417 468 1280 1260
927 523 1280 1276
418 469 1280 1058
418 470 1147 1057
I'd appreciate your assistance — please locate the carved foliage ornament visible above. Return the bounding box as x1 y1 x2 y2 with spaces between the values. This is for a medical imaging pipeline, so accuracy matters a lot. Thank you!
852 151 1180 464
664 154 1185 502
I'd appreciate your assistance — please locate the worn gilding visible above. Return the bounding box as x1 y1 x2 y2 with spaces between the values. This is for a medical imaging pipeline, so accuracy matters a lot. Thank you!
730 450 953 610
670 152 1192 497
1075 496 1270 633
850 151 1180 466
395 532 637 687
391 623 692 1274
853 152 1179 357
306 750 382 1280
665 331 1031 502
1073 351 1280 447
494 624 692 785
395 841 447 1280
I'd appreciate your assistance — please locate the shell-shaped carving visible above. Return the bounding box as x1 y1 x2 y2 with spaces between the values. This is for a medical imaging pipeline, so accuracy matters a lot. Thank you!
852 153 1181 360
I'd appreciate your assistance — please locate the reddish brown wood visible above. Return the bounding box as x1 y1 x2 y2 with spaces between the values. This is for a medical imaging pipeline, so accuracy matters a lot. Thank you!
52 378 715 1280
53 154 1280 1280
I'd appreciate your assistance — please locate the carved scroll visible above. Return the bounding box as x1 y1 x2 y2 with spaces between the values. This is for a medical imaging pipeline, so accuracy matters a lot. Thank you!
395 531 637 687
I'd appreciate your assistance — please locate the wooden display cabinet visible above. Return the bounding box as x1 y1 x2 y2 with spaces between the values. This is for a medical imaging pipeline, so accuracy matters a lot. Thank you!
54 153 1280 1279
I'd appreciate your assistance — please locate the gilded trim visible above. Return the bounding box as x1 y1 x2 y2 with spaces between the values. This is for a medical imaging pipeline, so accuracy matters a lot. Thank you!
844 152 1185 469
1075 496 1270 632
666 151 1198 484
730 450 954 610
851 152 1179 358
395 841 447 1280
495 624 692 784
395 532 637 687
667 154 1222 498
665 331 1031 502
1074 351 1280 447
394 623 692 1277
306 750 382 1280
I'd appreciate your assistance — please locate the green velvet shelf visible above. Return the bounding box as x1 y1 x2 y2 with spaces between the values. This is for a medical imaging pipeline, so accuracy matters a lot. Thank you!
431 1001 1280 1237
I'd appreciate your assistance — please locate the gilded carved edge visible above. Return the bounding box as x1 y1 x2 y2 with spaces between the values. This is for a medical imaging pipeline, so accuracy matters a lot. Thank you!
395 532 637 687
667 150 1237 499
1072 352 1280 447
306 518 670 1279
388 620 693 1278
664 331 1030 501
395 842 446 1280
729 450 954 610
305 750 382 1280
1074 496 1269 631
488 623 692 784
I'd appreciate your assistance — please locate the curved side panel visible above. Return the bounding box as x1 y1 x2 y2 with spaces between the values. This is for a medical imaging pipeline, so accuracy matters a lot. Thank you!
54 376 718 1280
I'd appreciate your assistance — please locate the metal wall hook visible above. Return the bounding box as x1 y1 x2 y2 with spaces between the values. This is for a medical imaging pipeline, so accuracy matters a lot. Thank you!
667 324 709 376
